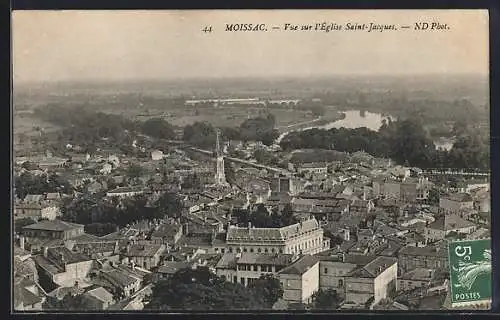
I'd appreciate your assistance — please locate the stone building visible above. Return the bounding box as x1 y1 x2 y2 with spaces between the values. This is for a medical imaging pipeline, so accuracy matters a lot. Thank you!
225 217 329 255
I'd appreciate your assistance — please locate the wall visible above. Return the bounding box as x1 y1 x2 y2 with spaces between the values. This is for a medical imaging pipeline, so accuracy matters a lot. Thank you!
301 261 320 303
373 262 397 304
53 260 94 287
280 274 303 303
425 228 446 242
345 277 374 305
398 254 447 274
319 261 357 297
398 279 429 292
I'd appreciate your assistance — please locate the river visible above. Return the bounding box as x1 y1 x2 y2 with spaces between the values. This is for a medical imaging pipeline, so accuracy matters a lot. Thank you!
276 109 454 150
276 110 393 143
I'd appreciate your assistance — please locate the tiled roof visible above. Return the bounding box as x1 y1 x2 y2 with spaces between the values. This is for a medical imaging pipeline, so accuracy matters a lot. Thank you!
151 224 182 239
23 220 84 232
427 214 475 231
47 246 91 264
398 244 447 257
24 194 44 203
72 233 100 242
14 285 43 307
86 287 114 303
400 268 434 281
215 253 237 269
443 193 473 202
126 244 164 258
278 255 318 275
362 256 398 277
102 269 138 288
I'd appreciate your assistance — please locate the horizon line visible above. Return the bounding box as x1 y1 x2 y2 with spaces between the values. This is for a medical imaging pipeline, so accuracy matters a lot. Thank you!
13 72 489 86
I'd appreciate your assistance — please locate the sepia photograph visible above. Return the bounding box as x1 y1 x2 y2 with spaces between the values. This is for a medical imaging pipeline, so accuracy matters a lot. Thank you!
11 9 491 312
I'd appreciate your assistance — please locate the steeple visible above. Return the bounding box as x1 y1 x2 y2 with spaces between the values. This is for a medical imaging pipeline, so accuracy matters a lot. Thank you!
215 129 228 186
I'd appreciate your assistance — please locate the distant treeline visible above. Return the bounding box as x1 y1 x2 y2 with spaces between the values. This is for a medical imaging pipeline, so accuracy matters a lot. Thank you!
33 105 279 151
280 117 489 170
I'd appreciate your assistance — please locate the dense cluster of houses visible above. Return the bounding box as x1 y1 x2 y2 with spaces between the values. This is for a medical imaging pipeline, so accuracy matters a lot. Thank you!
13 138 490 311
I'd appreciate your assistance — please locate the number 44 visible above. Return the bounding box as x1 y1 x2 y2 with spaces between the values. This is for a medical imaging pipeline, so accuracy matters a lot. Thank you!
202 26 213 33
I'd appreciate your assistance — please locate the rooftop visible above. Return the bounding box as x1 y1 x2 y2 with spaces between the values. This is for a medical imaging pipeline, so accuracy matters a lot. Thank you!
23 220 84 232
346 256 397 278
215 253 237 269
85 286 114 303
102 269 138 288
399 244 447 257
443 193 473 203
126 244 165 257
427 214 476 231
400 268 435 281
278 255 318 275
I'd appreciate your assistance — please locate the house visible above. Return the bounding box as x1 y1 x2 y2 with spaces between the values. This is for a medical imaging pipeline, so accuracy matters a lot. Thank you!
82 287 115 310
215 252 296 286
150 223 183 247
14 255 38 283
123 244 165 270
153 261 191 281
34 246 95 288
344 256 398 306
318 257 357 298
439 193 474 213
21 220 85 250
471 188 490 213
100 268 142 298
397 243 448 274
425 214 477 242
13 278 46 311
106 187 144 198
278 255 320 304
398 268 435 292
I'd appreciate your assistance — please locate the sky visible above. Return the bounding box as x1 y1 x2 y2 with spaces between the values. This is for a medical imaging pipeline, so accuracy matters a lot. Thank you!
12 10 489 83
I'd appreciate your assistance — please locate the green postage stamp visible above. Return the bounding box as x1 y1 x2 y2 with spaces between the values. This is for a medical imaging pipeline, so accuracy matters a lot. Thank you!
448 239 492 308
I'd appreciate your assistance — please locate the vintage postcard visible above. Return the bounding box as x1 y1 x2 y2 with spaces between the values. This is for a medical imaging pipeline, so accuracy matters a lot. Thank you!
11 10 491 312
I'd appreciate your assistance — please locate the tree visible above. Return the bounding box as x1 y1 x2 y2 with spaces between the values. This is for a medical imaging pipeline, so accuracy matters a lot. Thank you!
311 289 340 309
141 118 176 140
146 268 266 310
155 192 183 218
281 204 298 226
427 188 440 205
181 173 203 190
247 274 284 307
249 204 273 228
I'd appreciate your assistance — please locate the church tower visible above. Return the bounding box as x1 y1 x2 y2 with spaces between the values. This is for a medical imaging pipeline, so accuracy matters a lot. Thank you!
215 129 227 186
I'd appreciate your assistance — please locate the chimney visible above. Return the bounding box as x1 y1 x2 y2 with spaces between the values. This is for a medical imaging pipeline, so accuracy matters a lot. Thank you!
43 247 49 258
19 236 25 251
248 221 252 229
126 242 131 254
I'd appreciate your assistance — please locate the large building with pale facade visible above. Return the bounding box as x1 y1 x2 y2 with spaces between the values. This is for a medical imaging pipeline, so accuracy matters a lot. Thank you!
225 217 329 255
